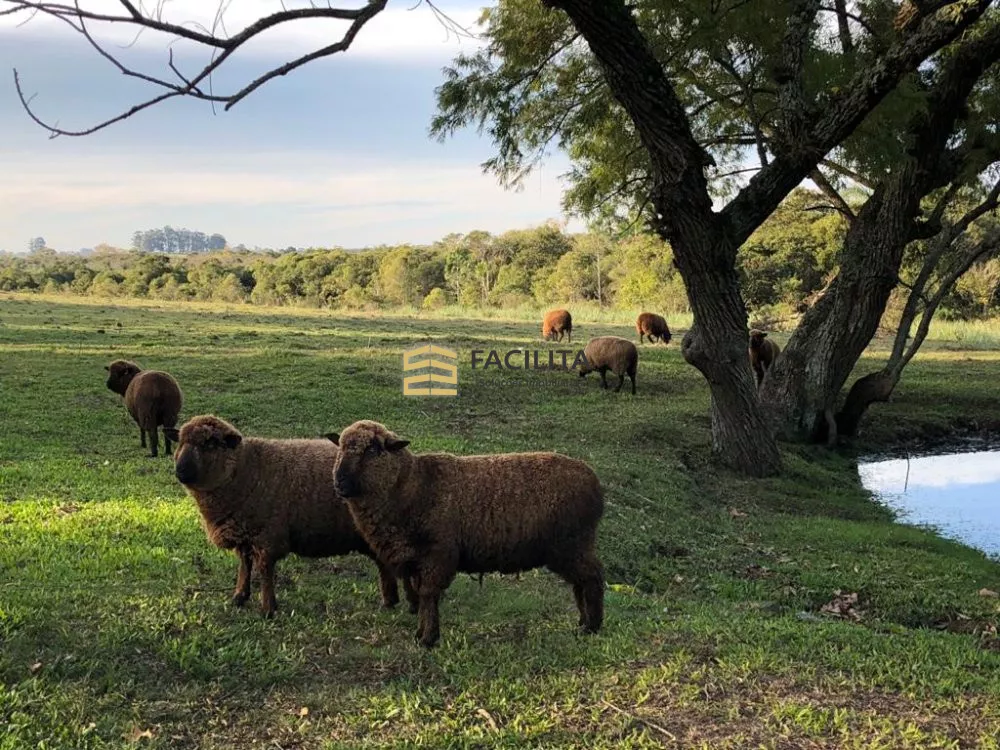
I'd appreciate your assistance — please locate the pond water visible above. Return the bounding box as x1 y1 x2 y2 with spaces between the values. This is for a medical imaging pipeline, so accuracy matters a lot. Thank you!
858 448 1000 557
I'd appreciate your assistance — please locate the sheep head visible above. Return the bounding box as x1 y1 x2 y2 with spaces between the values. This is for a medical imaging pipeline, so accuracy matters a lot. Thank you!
105 359 142 395
326 420 410 501
168 415 243 490
749 330 768 350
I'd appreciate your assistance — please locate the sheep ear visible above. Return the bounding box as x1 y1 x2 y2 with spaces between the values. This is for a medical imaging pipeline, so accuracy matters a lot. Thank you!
223 434 242 449
163 428 180 442
760 332 768 338
104 365 110 371
385 437 410 452
324 432 340 445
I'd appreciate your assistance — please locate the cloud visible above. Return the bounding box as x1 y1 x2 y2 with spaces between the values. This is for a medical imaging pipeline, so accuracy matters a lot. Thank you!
0 147 579 249
0 1 486 62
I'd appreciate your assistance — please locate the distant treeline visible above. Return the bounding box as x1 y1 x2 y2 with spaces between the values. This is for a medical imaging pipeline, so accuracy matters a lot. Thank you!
131 227 228 254
5 191 999 320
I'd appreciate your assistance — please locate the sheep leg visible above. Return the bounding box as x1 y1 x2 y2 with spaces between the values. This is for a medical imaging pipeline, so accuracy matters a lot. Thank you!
403 576 419 614
414 566 453 648
614 372 625 392
549 550 604 634
147 426 159 458
232 546 253 607
599 369 609 389
256 552 278 618
416 591 442 648
140 429 147 448
567 329 571 344
629 366 637 395
638 332 644 344
375 559 400 609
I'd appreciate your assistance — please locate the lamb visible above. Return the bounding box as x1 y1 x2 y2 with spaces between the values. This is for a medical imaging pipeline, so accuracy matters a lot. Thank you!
163 415 414 618
105 359 183 457
749 329 781 387
326 420 605 648
541 309 573 343
636 312 672 345
578 336 638 394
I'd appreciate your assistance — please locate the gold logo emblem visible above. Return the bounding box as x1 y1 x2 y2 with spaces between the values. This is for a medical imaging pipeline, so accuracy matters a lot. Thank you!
402 343 458 397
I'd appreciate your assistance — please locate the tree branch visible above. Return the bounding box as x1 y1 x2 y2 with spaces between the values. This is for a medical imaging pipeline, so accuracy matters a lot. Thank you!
721 0 996 246
4 0 393 137
809 166 855 221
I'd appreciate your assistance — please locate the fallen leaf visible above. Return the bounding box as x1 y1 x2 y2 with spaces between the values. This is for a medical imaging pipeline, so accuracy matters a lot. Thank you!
728 507 747 518
126 727 154 742
476 708 499 732
673 574 685 583
819 591 864 622
299 706 309 717
979 588 999 598
28 662 42 674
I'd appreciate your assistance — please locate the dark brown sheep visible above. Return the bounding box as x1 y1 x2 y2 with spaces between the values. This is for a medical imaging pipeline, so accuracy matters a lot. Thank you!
541 309 573 343
164 415 414 618
749 329 781 387
326 420 605 648
636 312 672 345
105 359 183 457
578 336 638 394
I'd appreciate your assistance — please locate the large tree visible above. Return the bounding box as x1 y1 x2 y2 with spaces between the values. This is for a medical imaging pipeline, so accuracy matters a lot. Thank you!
433 0 1000 459
4 0 998 474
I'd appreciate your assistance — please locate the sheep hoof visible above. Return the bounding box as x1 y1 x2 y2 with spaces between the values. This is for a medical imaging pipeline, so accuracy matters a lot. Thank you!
417 635 438 649
231 592 249 608
261 606 277 619
381 599 398 610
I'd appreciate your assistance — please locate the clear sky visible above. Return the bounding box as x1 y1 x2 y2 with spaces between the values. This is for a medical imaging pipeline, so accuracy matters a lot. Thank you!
0 1 580 253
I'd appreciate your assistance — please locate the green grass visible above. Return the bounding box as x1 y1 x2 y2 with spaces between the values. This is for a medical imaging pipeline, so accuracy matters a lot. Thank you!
2 293 1000 749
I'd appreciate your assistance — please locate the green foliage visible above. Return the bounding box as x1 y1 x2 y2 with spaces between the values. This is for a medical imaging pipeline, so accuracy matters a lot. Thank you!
2 296 1000 746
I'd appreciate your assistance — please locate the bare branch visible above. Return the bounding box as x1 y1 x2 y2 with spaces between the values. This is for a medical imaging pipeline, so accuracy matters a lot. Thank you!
809 166 855 221
819 158 876 190
3 0 393 136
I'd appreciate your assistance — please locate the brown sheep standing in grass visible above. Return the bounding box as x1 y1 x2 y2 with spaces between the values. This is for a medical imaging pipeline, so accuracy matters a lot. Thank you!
578 336 638 394
749 329 781 387
164 415 415 618
326 420 605 649
105 359 183 457
636 312 672 345
541 309 573 343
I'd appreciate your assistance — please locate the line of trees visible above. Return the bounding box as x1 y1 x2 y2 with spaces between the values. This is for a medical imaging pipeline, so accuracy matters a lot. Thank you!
130 227 228 254
4 196 1000 322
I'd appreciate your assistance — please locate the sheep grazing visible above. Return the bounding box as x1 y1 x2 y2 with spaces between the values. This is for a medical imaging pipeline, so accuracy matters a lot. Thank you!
326 420 605 649
541 309 573 343
164 415 413 618
749 329 781 387
104 359 183 457
636 312 672 345
578 336 638 394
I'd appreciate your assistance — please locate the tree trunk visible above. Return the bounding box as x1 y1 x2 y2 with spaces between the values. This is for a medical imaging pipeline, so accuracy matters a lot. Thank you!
547 0 781 476
759 172 921 441
832 368 899 439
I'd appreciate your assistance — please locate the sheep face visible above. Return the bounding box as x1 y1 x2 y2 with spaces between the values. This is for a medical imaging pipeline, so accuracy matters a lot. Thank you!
167 416 243 490
105 360 141 395
749 330 768 351
327 421 410 501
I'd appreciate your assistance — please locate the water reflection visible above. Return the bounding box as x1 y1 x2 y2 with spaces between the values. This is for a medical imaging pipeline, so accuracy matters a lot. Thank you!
858 450 1000 557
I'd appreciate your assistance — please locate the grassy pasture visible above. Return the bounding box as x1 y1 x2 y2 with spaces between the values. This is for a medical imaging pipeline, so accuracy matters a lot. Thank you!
2 294 1000 749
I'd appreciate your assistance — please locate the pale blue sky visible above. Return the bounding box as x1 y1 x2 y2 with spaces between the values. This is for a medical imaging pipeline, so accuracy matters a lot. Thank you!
0 1 579 252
